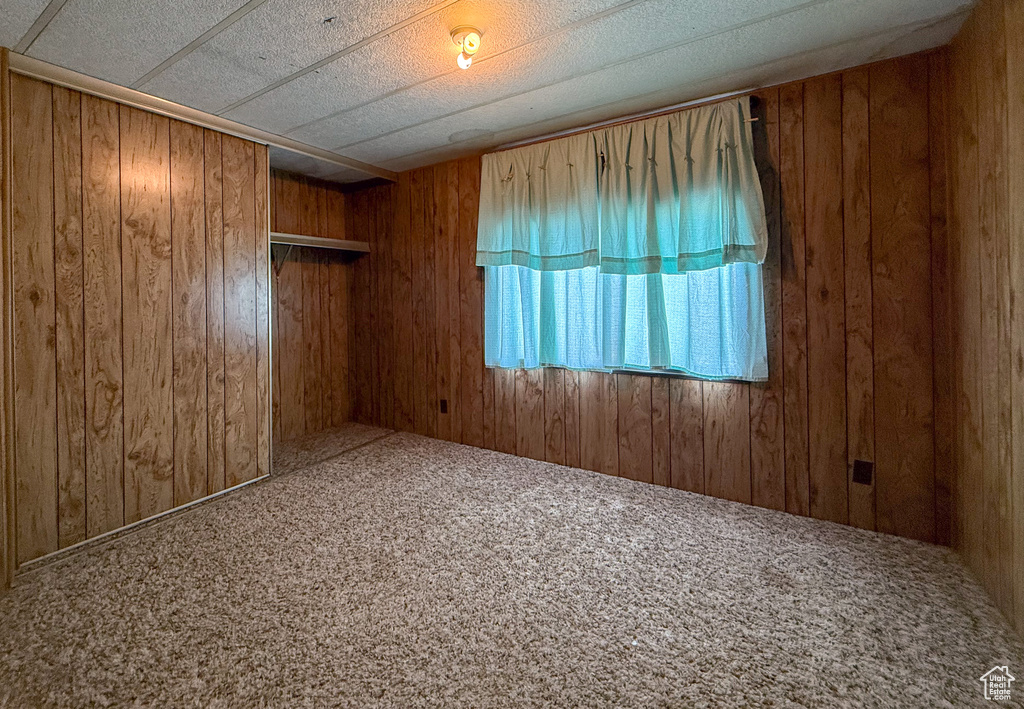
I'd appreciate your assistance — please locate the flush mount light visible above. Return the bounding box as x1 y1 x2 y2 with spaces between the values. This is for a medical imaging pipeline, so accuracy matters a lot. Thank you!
451 25 483 70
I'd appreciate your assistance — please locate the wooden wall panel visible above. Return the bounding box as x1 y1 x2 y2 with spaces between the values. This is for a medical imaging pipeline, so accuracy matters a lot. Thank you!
11 75 57 563
52 86 87 548
204 130 227 495
841 67 876 531
869 56 935 542
222 136 258 489
81 93 124 537
947 0 1024 632
170 120 208 507
254 146 271 480
120 106 174 525
7 79 268 570
803 74 848 525
618 374 652 483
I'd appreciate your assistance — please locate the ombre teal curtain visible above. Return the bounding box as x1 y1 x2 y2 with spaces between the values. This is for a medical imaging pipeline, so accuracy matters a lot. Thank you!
477 97 769 382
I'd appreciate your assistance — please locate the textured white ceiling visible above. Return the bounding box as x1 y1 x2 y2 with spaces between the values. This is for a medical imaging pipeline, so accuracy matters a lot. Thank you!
1 0 973 183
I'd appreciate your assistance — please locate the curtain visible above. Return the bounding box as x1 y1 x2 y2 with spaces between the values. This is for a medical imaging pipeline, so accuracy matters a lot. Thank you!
477 97 769 382
483 263 767 381
477 98 767 274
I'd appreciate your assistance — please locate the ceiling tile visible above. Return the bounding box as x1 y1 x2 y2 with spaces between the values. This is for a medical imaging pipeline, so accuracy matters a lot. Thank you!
139 0 441 113
0 0 51 50
25 0 245 86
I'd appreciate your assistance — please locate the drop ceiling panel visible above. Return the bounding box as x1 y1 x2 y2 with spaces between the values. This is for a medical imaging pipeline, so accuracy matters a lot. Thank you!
139 0 441 113
288 0 824 150
343 0 967 166
25 0 245 86
0 0 51 49
220 0 629 134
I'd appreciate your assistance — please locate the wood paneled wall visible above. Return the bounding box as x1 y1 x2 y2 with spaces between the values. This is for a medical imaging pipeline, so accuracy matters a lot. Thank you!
946 0 1024 632
343 52 950 545
5 75 270 568
270 171 351 442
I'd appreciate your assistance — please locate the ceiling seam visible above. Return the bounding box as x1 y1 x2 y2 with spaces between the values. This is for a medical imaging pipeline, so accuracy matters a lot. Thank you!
280 0 649 138
131 0 271 89
382 11 964 170
14 0 70 54
329 0 833 152
215 0 461 116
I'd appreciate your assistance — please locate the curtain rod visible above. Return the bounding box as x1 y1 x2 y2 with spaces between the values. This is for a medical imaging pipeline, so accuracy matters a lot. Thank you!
495 88 754 152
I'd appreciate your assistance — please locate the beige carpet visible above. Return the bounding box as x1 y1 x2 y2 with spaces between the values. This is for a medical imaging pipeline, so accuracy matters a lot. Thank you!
1 428 1021 708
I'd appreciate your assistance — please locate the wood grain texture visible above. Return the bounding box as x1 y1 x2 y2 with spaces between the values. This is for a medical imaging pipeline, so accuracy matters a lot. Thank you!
253 145 271 480
515 369 545 461
222 136 258 488
779 82 810 517
841 67 876 531
52 86 87 548
617 374 652 483
10 81 271 567
170 120 208 507
326 189 350 427
493 368 516 454
703 383 750 503
870 55 935 543
1 47 10 587
749 89 785 512
274 176 305 441
544 368 566 465
120 106 174 525
564 370 581 469
458 158 484 448
947 0 1024 631
11 75 58 563
81 93 124 537
651 377 670 488
669 378 703 493
803 75 848 525
204 130 226 494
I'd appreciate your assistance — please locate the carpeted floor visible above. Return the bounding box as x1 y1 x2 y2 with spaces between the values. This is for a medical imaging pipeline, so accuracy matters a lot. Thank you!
1 428 1021 708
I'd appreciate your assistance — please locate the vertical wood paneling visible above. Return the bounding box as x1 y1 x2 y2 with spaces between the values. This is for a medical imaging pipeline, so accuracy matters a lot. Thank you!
1005 0 1024 632
11 75 57 562
841 67 876 531
803 75 848 525
493 368 516 454
222 136 258 488
52 86 87 548
434 164 453 442
445 161 462 443
870 56 935 543
651 377 670 488
749 89 785 512
392 173 414 432
204 130 226 494
170 120 208 507
9 81 270 568
515 369 545 461
703 383 750 503
254 145 271 480
275 177 305 440
564 371 581 468
81 93 123 537
120 106 173 525
779 83 810 517
617 374 652 483
948 0 1024 632
326 190 350 427
669 378 704 493
458 158 484 447
544 368 566 465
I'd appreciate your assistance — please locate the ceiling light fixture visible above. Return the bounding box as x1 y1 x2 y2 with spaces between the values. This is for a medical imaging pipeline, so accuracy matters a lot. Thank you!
451 25 483 70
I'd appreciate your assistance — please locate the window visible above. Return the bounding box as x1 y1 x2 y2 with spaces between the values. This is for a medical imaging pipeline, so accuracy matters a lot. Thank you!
477 98 769 382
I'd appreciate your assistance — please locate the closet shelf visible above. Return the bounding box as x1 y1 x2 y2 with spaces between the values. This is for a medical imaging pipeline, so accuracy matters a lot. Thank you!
270 231 370 253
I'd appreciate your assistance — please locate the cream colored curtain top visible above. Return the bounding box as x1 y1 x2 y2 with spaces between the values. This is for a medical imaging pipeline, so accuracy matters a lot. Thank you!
477 97 768 274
